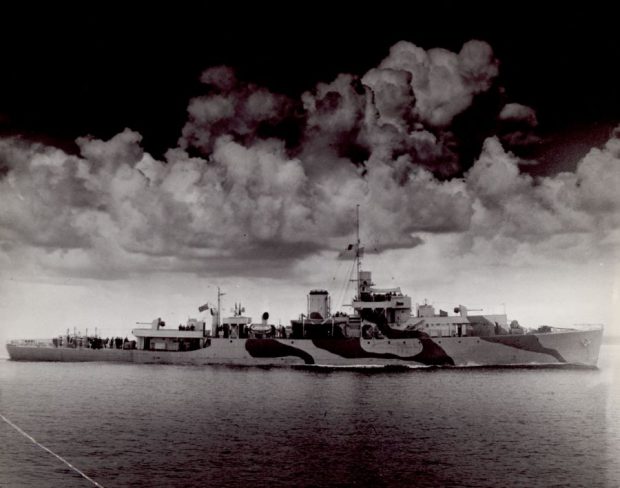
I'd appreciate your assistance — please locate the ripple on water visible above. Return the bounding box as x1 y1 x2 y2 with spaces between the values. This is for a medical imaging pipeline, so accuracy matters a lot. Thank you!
0 345 619 488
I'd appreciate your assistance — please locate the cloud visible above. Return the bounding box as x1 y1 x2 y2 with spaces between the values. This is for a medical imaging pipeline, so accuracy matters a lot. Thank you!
378 39 499 127
199 65 237 92
181 40 502 179
362 68 416 133
302 73 365 135
499 103 538 126
0 129 476 279
498 102 541 149
180 66 296 154
0 39 617 283
2 124 618 281
466 131 620 255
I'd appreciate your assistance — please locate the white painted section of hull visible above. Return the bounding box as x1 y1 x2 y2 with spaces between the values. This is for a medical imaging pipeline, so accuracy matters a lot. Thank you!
438 328 602 366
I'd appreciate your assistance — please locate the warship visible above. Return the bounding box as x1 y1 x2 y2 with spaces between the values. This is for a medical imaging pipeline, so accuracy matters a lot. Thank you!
6 210 603 368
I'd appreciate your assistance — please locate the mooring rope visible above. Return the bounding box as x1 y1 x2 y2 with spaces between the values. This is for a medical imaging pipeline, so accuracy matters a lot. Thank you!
0 413 105 488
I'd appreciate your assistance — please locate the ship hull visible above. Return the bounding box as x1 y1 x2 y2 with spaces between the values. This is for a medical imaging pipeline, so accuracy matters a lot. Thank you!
6 328 602 368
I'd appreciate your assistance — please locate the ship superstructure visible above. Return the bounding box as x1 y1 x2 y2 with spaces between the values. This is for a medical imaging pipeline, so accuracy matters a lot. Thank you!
6 208 603 368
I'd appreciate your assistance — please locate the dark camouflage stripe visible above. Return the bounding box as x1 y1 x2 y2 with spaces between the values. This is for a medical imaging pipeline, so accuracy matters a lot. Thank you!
245 339 315 364
311 338 454 366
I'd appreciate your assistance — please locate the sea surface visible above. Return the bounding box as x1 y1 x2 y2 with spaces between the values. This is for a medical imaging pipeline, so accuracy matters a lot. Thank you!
1 346 619 488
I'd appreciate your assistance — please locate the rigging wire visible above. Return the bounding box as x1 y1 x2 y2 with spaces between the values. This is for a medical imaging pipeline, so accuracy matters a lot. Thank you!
328 255 347 292
336 258 356 311
0 413 106 488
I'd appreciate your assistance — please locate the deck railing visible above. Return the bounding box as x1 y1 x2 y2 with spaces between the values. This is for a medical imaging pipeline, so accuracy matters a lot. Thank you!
7 339 55 347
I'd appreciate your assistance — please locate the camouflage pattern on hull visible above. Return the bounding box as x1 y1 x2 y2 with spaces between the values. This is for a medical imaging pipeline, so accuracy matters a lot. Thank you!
6 327 602 368
480 335 566 362
311 338 454 366
245 339 315 364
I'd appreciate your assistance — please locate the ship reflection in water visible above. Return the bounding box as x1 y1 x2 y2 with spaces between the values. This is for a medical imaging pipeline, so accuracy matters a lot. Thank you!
1 345 619 487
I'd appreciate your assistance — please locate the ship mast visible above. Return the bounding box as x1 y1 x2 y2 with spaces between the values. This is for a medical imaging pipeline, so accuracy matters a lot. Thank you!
356 204 361 299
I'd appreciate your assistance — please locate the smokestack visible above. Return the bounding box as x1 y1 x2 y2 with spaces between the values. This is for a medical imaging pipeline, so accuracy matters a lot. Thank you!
211 310 219 336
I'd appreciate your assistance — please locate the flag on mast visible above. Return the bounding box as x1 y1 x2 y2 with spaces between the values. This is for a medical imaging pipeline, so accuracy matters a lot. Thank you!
337 243 364 260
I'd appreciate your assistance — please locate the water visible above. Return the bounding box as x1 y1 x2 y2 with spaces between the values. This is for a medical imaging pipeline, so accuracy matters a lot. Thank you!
1 347 619 488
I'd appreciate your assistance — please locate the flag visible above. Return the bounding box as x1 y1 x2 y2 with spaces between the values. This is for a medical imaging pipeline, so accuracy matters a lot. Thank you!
198 303 210 312
337 243 364 260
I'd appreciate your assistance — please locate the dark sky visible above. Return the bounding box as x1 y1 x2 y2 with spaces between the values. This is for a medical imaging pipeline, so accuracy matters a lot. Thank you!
1 3 618 161
1 3 619 339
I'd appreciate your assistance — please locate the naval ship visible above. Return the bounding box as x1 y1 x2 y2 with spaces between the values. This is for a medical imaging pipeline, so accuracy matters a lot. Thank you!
6 213 603 368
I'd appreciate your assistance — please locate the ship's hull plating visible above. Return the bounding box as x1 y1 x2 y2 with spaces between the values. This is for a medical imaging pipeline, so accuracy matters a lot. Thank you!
6 328 603 368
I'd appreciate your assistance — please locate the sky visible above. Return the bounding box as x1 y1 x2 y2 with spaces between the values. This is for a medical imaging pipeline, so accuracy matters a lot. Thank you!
1 4 619 348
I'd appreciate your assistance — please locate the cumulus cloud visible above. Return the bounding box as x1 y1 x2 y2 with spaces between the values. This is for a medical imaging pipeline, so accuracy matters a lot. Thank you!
497 102 541 149
378 39 499 127
0 127 479 278
466 131 620 251
499 103 538 126
359 67 461 175
180 66 295 154
0 39 617 282
181 40 501 179
302 73 365 135
362 68 416 132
